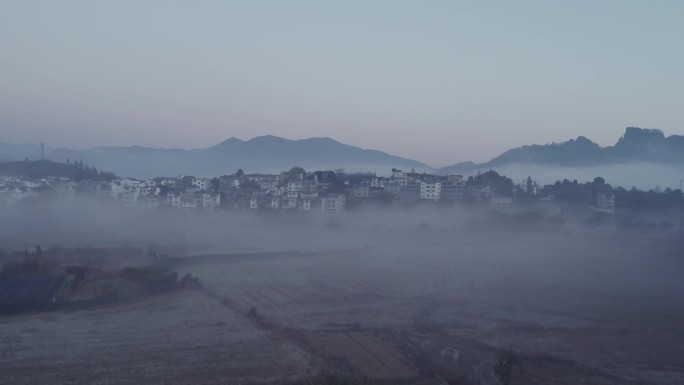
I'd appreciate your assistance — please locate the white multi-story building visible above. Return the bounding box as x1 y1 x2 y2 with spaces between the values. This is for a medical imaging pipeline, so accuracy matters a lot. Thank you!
180 195 199 210
121 178 141 188
596 193 615 213
200 192 221 209
121 185 140 206
109 181 125 199
287 180 317 194
391 169 408 188
322 194 345 215
192 178 210 190
442 175 465 201
352 183 370 198
420 181 442 201
383 180 402 196
139 185 159 196
284 198 298 209
254 175 280 190
159 178 176 188
300 199 313 210
166 192 181 208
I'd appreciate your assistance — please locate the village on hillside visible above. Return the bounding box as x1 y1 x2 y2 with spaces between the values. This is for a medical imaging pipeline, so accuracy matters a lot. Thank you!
0 162 465 214
2 159 683 228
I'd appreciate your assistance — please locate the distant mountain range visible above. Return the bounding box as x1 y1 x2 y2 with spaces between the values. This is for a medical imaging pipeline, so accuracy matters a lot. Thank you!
437 127 684 174
1 127 681 180
0 136 432 179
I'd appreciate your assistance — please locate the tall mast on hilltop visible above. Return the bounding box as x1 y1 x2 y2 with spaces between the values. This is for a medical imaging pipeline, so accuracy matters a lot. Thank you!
679 179 684 233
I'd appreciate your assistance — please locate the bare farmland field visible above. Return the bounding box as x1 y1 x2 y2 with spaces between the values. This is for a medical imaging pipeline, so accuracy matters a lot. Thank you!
0 291 312 385
171 230 684 384
2 225 683 385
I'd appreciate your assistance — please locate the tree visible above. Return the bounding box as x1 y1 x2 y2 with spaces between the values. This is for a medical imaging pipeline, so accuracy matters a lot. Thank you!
282 167 306 184
493 349 522 385
313 170 337 184
525 176 534 194
289 166 306 176
466 170 514 198
35 245 44 263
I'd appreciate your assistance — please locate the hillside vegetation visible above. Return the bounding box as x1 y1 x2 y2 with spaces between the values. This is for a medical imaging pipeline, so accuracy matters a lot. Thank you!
0 159 117 181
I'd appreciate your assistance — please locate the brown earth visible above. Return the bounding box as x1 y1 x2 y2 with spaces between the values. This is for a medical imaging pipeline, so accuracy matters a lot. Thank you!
2 231 683 384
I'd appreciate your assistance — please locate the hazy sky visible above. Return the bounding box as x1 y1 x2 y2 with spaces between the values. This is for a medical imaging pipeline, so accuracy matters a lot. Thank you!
1 1 683 166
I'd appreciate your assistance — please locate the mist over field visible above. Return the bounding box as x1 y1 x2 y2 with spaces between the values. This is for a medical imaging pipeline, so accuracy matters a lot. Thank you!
1 187 684 385
1 194 680 251
2 0 684 381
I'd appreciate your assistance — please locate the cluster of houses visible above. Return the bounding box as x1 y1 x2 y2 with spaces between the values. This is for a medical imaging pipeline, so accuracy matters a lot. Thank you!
0 175 45 205
0 168 467 215
1 166 626 218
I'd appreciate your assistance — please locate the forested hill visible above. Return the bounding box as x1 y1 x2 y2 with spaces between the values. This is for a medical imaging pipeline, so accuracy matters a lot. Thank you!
0 160 117 181
0 135 433 178
438 127 684 174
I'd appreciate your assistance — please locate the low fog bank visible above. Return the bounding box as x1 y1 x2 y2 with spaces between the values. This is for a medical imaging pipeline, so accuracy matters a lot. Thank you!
1 195 682 255
3 196 684 385
470 162 684 190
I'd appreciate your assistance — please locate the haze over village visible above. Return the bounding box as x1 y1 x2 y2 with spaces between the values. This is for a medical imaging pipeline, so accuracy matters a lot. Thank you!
2 2 684 385
2 131 683 385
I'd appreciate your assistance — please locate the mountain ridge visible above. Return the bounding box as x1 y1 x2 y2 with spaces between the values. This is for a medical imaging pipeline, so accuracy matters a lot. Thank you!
1 127 682 179
0 136 432 179
438 127 684 174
